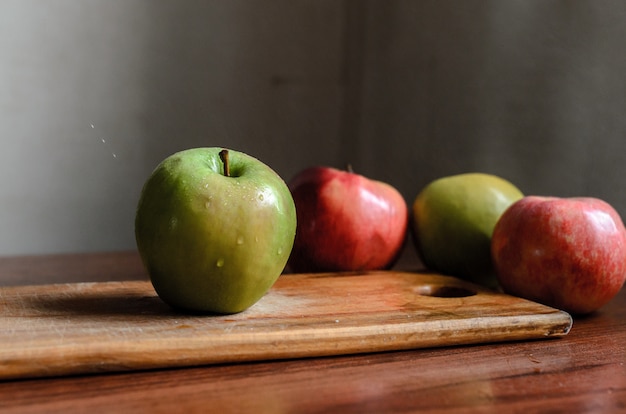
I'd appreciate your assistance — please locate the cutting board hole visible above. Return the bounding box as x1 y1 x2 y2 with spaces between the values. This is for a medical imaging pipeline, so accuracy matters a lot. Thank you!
416 285 476 298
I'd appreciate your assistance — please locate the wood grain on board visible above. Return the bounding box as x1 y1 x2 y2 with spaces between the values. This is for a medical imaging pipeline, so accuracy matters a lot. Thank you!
0 271 572 380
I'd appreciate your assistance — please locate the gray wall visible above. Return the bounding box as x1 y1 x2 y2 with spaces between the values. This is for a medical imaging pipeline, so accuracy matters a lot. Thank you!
1 1 625 256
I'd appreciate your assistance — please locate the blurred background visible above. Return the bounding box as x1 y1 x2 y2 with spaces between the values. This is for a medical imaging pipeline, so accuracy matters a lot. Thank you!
1 0 625 256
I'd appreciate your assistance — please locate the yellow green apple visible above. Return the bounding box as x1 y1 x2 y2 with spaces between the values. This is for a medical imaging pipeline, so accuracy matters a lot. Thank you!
411 173 523 287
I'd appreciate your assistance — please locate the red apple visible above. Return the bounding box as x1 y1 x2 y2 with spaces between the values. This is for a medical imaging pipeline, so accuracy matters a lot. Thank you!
287 166 408 273
491 196 626 314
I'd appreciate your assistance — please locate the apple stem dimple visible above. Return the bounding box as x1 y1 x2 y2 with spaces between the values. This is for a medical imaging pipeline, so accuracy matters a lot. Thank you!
219 149 230 177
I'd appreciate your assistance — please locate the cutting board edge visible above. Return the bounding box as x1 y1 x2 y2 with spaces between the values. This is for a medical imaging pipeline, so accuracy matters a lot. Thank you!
0 309 572 381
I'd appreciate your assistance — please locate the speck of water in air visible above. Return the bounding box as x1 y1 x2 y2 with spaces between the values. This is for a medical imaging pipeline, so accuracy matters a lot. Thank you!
216 258 225 268
91 123 117 160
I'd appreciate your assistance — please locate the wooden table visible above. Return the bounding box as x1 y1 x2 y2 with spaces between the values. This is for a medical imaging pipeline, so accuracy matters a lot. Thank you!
1 251 624 413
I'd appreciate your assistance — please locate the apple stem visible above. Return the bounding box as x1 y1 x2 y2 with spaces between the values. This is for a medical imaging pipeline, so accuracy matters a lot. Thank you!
219 149 230 177
346 164 354 173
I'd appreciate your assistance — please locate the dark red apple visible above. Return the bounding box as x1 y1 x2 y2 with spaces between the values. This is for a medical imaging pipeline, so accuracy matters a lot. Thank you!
491 196 626 314
288 166 408 273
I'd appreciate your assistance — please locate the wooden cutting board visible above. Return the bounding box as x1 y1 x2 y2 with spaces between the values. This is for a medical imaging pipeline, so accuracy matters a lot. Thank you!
0 271 572 380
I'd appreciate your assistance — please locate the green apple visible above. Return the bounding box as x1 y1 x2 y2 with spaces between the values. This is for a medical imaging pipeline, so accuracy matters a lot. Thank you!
411 173 523 287
135 147 296 314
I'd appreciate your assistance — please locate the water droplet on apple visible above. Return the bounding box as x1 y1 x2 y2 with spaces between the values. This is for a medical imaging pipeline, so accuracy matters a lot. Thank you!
216 258 225 267
205 201 211 209
204 183 209 189
277 247 283 255
258 194 264 201
254 236 259 243
236 236 244 245
169 217 178 231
